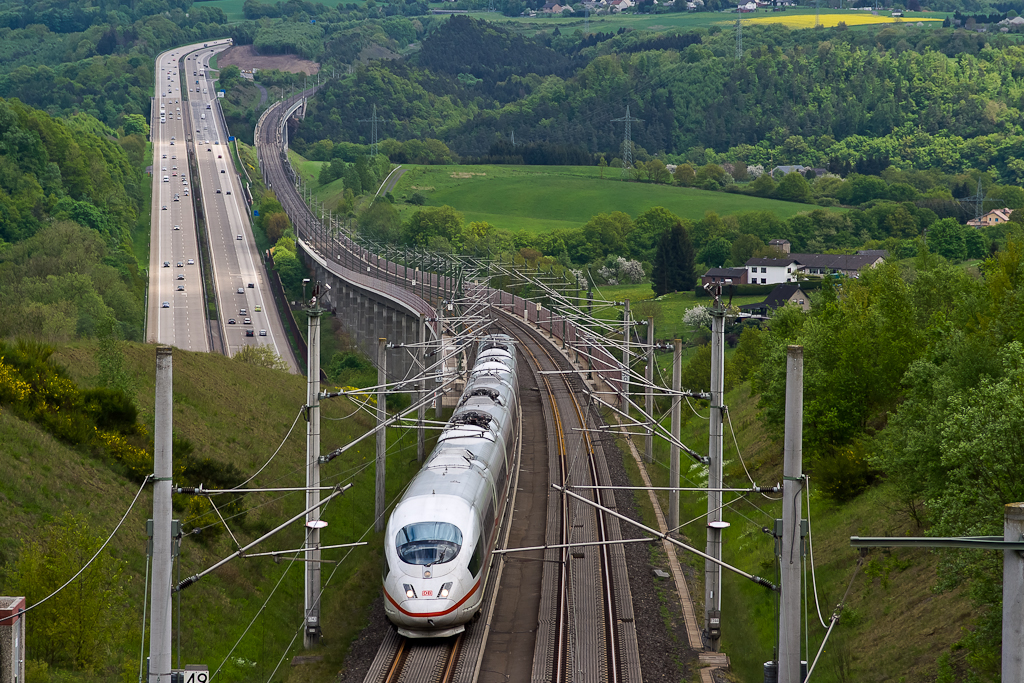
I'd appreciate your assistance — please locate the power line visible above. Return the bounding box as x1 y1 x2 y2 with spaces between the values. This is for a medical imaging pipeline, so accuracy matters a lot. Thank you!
358 104 382 157
18 475 151 617
611 106 641 177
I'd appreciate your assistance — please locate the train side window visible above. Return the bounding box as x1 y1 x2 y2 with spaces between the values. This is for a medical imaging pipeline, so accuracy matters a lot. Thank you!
468 534 484 577
484 502 495 537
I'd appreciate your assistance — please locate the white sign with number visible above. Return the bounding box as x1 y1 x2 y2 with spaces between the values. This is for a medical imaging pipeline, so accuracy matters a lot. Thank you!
177 668 209 683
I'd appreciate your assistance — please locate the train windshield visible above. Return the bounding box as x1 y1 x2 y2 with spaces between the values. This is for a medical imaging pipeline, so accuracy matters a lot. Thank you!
396 522 463 565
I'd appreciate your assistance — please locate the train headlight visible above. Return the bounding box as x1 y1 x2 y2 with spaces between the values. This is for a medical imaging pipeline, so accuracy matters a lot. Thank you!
439 582 452 599
404 583 416 599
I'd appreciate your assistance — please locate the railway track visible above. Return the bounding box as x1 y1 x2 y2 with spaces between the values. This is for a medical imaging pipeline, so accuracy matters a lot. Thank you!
497 310 643 683
366 630 464 683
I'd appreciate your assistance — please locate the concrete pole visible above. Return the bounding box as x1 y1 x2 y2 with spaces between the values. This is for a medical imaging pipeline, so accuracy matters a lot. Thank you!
304 307 322 648
417 315 427 464
587 288 594 381
1004 502 1024 680
435 307 443 420
150 346 173 683
706 306 726 651
669 339 681 532
622 299 630 410
645 317 654 464
779 345 804 682
375 338 387 533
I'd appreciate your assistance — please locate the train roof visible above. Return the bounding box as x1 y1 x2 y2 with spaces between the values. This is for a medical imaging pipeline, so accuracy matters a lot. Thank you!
401 449 490 510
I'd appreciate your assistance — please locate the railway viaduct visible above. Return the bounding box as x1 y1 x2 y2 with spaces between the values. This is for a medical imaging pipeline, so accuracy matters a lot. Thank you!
254 92 439 383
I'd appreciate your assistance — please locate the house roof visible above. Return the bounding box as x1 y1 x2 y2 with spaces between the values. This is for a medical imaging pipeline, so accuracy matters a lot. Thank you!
703 267 747 277
772 165 807 175
745 257 799 267
856 249 888 257
768 239 790 246
739 284 806 312
789 253 883 270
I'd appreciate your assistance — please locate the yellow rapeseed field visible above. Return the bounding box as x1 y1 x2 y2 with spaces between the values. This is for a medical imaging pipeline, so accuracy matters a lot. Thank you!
741 12 942 28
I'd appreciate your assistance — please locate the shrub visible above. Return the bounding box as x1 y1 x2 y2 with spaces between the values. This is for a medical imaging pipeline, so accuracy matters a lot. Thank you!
814 442 877 502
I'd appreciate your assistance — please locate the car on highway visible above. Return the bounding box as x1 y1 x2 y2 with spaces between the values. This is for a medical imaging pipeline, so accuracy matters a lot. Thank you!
162 301 170 308
237 288 244 294
259 329 267 336
240 308 247 315
236 234 242 240
176 274 184 280
207 148 212 151
243 317 251 325
187 258 195 265
255 305 261 312
226 191 231 195
177 261 184 267
247 282 254 288
217 154 222 158
163 261 170 267
227 318 236 324
173 225 180 230
221 169 225 174
245 329 254 337
162 205 167 210
176 285 185 291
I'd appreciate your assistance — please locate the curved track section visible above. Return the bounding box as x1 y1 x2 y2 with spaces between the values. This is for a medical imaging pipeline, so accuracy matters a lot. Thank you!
254 94 439 334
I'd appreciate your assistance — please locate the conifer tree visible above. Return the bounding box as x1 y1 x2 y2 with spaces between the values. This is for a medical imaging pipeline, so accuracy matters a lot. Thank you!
651 221 696 296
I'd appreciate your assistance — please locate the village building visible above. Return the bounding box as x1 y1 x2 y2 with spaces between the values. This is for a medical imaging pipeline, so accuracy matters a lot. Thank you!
739 284 811 316
967 208 1013 228
700 267 749 286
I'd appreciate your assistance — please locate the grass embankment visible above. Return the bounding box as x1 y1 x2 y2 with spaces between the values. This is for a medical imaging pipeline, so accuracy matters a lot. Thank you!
617 380 973 682
0 341 434 683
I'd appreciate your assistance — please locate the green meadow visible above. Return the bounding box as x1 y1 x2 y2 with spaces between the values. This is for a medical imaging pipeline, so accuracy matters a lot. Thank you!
291 160 830 235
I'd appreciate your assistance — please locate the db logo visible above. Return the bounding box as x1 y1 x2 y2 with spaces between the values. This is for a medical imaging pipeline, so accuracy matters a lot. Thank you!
422 590 433 597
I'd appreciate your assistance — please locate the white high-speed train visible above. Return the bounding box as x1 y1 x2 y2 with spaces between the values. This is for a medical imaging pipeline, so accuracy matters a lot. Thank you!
383 334 519 638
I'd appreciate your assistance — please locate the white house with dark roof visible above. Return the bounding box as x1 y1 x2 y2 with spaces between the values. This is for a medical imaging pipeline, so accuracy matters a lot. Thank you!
788 252 884 277
745 257 801 285
745 252 884 284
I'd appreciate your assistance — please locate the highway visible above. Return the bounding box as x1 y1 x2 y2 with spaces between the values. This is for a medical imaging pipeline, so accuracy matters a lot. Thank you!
147 41 224 351
147 42 298 372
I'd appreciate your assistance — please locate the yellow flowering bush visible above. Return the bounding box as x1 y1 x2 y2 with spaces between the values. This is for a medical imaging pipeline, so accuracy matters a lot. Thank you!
96 429 154 479
0 359 32 402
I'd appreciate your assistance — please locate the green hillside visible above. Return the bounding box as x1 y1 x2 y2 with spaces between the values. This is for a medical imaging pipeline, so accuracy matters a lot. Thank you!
620 379 975 683
294 160 830 234
391 165 829 233
0 340 431 683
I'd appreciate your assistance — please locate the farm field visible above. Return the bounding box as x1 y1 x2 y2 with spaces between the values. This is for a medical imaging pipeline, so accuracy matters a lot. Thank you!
387 164 830 234
491 7 948 34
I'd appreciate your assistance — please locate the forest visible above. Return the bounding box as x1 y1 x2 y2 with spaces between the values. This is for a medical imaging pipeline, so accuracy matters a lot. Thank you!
293 16 1024 185
0 98 147 341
